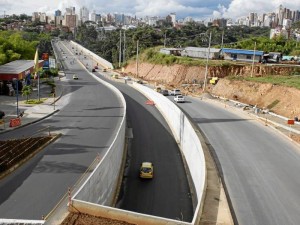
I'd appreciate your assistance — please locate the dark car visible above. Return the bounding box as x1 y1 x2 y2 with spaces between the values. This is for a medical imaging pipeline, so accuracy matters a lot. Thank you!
92 68 96 72
161 90 169 96
0 110 5 119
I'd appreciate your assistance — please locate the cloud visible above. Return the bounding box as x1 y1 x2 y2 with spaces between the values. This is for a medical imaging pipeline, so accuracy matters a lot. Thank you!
1 0 300 20
218 0 300 19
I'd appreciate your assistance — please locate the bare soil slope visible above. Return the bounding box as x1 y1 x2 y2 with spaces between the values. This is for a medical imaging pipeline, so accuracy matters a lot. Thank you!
125 62 300 119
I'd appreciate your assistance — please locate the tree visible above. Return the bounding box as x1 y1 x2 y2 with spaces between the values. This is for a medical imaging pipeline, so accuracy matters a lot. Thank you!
22 85 33 102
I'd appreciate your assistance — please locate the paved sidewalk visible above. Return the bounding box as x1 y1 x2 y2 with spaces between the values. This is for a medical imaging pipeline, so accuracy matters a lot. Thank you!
0 77 63 133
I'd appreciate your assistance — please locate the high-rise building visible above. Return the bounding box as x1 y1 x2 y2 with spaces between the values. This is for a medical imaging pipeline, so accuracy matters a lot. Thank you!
66 7 76 15
32 12 39 22
55 10 61 17
80 6 89 23
278 4 284 26
170 13 176 26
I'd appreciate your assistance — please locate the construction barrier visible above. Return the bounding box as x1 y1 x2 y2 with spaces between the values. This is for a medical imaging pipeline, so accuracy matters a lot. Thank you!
146 100 155 105
9 118 21 127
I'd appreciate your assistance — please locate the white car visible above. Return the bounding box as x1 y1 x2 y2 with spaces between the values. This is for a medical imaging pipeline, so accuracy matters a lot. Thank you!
170 89 181 96
174 95 185 103
124 76 131 81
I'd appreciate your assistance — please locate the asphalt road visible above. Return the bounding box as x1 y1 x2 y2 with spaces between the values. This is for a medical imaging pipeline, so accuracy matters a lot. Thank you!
171 95 300 225
97 75 194 222
0 42 124 219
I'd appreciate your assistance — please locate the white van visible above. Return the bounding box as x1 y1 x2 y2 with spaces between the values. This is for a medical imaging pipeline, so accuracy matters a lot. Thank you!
171 89 181 96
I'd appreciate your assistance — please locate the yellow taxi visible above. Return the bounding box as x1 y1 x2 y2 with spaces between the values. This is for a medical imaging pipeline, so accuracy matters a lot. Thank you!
154 87 161 93
140 162 154 179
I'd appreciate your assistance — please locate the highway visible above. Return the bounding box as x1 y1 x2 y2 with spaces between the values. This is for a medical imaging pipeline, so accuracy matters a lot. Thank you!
0 42 124 219
171 95 300 225
96 75 194 222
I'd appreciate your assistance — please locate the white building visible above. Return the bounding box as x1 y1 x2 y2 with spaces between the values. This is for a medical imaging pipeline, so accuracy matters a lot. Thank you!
80 6 89 23
170 13 176 26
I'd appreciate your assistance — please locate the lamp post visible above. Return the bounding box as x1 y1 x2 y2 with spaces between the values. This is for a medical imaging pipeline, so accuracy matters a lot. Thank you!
251 41 257 78
136 39 139 78
16 77 19 116
203 32 212 92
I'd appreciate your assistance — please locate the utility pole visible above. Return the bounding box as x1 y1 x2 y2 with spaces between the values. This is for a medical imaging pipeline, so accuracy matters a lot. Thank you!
251 41 257 78
164 32 167 48
123 30 126 63
203 32 212 92
119 30 122 68
136 39 139 78
221 30 224 49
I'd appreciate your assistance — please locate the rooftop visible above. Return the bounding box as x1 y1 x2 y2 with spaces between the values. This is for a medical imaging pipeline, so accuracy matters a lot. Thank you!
0 60 43 74
222 48 264 56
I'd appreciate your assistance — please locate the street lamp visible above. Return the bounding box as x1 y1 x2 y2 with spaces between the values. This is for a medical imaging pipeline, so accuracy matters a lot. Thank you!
203 32 212 92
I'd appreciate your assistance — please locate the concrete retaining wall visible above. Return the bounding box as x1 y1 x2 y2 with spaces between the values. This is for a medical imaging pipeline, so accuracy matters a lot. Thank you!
131 82 206 225
70 41 114 69
72 72 126 206
70 200 191 225
70 43 206 225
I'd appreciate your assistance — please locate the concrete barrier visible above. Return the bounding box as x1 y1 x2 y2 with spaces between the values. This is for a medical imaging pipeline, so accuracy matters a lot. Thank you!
70 41 114 69
70 43 206 225
72 71 126 206
0 219 44 224
131 82 206 225
70 200 191 225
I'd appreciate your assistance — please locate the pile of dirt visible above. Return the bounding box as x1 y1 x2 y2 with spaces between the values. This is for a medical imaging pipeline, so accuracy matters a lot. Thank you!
125 62 300 119
61 213 135 225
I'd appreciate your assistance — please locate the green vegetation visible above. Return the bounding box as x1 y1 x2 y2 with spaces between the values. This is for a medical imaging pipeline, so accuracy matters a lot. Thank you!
0 31 53 65
75 23 272 68
24 99 45 104
141 48 235 66
228 75 300 89
267 100 280 109
22 85 33 102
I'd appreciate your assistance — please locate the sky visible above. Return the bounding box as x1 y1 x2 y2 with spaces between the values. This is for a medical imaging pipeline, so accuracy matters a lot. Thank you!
1 0 300 20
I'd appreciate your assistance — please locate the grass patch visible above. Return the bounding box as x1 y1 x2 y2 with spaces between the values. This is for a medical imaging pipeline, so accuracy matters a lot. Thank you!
25 99 46 104
267 100 280 109
140 48 247 67
228 75 300 90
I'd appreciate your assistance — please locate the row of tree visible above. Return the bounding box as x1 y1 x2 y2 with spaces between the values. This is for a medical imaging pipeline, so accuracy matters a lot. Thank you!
75 22 300 67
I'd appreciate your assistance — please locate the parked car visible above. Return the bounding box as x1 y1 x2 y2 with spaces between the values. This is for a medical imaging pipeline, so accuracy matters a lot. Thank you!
112 74 119 79
140 162 154 179
154 87 162 92
161 90 169 96
174 95 185 103
73 74 78 80
170 89 181 96
137 80 143 84
92 68 96 72
102 68 107 72
124 76 131 81
0 110 5 119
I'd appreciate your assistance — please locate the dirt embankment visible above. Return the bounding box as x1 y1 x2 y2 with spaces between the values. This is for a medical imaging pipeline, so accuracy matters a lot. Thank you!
125 62 300 118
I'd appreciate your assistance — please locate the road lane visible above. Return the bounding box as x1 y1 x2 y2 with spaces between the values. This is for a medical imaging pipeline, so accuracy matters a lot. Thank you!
0 43 124 219
98 76 194 222
174 95 300 225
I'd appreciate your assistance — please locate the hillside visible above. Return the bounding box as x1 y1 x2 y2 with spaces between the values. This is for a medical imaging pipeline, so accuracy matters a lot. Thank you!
124 61 300 119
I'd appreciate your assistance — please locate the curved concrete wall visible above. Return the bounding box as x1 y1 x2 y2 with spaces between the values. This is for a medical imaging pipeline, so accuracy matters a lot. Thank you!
70 41 114 69
72 72 126 206
69 43 206 225
131 82 206 224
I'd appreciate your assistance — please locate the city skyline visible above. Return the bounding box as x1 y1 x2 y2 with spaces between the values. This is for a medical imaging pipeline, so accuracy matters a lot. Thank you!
1 0 300 21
